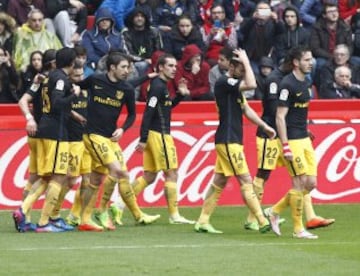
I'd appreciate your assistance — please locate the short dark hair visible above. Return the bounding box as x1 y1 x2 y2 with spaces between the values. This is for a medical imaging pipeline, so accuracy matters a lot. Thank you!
106 51 130 71
74 45 87 56
288 45 311 63
56 47 76 68
219 47 234 60
156 53 175 71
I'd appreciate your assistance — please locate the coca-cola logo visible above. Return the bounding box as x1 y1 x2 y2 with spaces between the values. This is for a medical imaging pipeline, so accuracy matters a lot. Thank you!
314 127 360 200
1 125 359 209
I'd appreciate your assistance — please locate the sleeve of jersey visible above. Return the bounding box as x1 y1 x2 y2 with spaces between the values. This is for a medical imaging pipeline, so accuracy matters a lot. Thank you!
139 88 161 143
171 93 185 108
121 89 136 132
77 75 92 89
52 79 76 111
277 83 291 107
25 82 41 98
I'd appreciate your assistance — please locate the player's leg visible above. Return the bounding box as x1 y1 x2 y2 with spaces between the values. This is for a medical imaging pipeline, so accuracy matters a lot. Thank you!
36 140 70 233
164 169 195 224
194 172 226 234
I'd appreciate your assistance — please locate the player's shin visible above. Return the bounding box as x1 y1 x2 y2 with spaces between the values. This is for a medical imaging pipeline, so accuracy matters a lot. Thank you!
80 183 99 224
241 183 267 226
198 184 222 224
289 189 304 233
132 176 148 196
99 175 117 213
38 180 62 226
118 178 142 220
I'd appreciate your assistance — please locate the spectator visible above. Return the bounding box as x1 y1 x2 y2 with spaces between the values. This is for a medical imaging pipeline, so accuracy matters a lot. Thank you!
45 0 88 47
81 7 123 68
7 0 54 31
299 0 326 29
0 11 16 55
122 6 162 76
319 65 360 98
317 44 360 92
209 46 232 96
13 9 62 72
20 50 43 96
351 12 360 60
251 56 274 100
153 0 186 50
174 44 212 101
310 3 353 75
200 3 238 66
139 50 177 101
241 1 284 74
0 46 19 103
165 14 205 60
136 0 153 22
98 0 135 30
192 0 218 26
275 5 310 63
338 0 360 23
74 45 94 77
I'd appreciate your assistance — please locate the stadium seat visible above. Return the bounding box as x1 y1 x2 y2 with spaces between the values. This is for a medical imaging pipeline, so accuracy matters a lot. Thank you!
86 15 95 30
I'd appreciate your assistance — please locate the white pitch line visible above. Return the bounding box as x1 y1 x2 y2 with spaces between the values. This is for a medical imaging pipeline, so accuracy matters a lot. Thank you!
5 241 356 252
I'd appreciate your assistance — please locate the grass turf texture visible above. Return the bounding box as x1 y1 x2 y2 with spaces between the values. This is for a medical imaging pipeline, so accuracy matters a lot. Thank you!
1 204 359 275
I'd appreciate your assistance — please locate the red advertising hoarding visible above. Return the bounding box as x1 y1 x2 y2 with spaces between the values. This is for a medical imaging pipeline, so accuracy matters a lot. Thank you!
0 101 359 209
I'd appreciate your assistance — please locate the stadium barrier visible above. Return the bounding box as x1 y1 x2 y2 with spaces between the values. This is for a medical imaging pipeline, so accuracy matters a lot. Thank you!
0 100 359 209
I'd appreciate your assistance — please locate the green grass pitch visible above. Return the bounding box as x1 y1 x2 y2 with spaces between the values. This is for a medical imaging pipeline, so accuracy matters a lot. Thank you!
1 204 359 275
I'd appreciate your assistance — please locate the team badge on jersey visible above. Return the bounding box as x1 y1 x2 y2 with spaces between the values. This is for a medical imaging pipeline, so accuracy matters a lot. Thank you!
279 89 289 101
116 90 124 100
55 80 64 91
269 82 277 94
227 78 238 86
148 96 158 108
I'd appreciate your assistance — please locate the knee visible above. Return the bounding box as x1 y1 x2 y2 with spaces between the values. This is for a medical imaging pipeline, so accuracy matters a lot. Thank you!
305 177 317 191
165 170 177 182
143 171 157 184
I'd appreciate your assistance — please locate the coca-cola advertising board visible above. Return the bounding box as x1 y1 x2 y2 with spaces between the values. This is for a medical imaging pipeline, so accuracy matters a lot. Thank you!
1 119 359 210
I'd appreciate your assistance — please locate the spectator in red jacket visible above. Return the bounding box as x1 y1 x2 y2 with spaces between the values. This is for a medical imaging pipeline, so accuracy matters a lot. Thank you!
174 44 212 101
200 3 238 67
338 0 360 23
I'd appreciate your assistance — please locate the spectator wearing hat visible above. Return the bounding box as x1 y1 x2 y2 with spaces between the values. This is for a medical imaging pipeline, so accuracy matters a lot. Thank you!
81 7 123 68
122 6 162 76
275 5 310 64
174 44 212 101
13 9 62 72
254 56 274 100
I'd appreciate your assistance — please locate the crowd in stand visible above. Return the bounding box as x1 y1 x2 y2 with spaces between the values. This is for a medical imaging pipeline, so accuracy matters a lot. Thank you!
1 0 360 103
